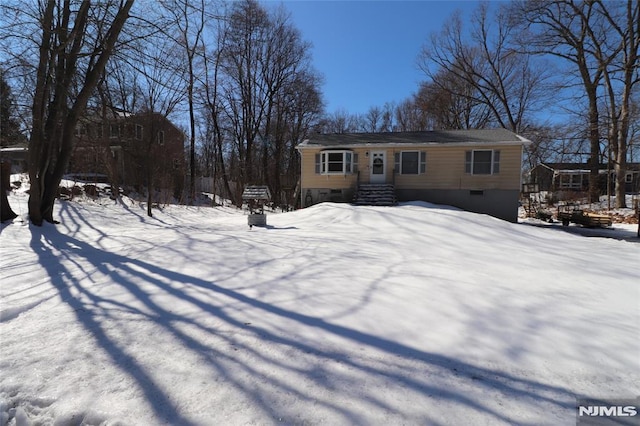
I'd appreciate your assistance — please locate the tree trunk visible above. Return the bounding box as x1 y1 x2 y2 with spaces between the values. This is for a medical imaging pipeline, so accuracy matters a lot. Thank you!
0 161 17 222
587 99 601 204
614 146 628 209
147 189 153 217
188 68 196 204
27 0 133 226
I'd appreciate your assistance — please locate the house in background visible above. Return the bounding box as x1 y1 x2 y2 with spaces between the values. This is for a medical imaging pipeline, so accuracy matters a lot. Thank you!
0 145 28 174
530 162 640 195
70 111 185 198
296 128 531 222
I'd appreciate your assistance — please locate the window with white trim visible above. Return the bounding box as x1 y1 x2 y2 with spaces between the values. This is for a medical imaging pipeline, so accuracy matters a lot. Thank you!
315 150 358 174
465 150 500 175
394 151 426 174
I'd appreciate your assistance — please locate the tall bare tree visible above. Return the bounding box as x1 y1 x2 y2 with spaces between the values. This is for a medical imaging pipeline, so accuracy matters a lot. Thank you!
598 1 639 207
0 68 25 147
161 0 206 204
257 7 318 204
210 0 321 205
220 0 270 193
418 3 549 136
130 34 187 216
1 0 133 225
202 13 234 205
513 0 621 202
414 70 493 130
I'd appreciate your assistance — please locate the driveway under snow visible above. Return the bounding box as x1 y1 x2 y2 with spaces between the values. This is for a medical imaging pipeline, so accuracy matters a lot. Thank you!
1 194 638 425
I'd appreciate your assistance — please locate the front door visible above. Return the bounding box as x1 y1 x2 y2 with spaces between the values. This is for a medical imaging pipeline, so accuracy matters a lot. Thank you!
370 151 386 183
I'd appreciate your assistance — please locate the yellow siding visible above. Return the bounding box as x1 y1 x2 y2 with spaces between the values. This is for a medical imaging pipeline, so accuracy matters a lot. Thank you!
300 150 358 188
300 145 523 190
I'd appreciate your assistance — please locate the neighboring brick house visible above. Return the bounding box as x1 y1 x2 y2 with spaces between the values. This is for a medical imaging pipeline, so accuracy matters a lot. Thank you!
69 111 185 198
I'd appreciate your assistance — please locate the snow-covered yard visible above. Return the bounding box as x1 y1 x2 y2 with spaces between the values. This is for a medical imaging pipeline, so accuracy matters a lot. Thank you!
1 191 638 425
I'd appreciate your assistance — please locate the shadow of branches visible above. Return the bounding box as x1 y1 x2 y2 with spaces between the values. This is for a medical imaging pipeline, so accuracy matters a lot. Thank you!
25 217 583 425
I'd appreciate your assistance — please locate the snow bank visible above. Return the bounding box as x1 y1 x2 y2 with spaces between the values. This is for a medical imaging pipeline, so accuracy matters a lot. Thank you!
1 195 638 425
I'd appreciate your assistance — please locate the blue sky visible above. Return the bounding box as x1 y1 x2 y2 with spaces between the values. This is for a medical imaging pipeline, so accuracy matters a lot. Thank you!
273 1 477 116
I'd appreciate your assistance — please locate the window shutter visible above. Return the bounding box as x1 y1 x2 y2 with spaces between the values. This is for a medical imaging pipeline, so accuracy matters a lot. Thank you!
345 152 352 174
394 152 400 173
465 151 472 174
420 152 426 174
353 153 359 173
315 153 321 174
493 150 500 174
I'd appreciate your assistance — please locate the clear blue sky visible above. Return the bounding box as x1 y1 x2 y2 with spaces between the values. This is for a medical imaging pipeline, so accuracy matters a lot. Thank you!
272 1 477 116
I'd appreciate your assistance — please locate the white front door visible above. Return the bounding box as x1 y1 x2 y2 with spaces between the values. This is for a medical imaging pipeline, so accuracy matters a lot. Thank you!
370 151 386 183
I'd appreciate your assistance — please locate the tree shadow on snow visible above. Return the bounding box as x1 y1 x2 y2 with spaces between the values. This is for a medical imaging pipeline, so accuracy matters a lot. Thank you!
29 224 580 425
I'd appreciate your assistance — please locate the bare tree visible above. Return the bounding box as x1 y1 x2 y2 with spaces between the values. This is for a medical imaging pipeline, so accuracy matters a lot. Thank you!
220 0 271 194
321 109 359 134
513 0 621 202
364 106 383 133
380 102 396 133
418 3 549 136
202 13 234 205
257 7 315 204
598 1 639 207
265 66 322 206
130 34 187 216
161 0 206 204
1 0 133 225
0 68 25 147
199 1 321 207
393 98 431 132
414 71 493 130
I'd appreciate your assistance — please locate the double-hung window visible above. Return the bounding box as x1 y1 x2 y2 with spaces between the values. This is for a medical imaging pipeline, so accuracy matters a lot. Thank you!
559 173 582 189
315 150 357 174
465 150 500 175
395 151 426 174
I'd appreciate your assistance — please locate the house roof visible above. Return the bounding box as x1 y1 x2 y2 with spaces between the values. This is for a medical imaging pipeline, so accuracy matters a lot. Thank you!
297 128 530 149
537 162 640 172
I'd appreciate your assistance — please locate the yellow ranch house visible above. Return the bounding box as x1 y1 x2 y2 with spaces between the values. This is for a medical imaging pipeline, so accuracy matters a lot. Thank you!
296 128 531 222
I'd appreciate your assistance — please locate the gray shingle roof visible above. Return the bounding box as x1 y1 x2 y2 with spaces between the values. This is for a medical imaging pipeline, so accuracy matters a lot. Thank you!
540 162 640 172
298 128 528 148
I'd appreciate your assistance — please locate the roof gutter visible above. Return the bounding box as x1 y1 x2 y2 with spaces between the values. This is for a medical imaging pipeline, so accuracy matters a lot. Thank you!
297 140 532 150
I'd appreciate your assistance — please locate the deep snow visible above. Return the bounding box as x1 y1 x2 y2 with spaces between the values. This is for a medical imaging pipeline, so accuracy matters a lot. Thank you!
1 190 639 425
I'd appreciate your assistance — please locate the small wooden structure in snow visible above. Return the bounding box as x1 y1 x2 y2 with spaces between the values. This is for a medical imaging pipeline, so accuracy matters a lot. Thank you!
242 185 271 227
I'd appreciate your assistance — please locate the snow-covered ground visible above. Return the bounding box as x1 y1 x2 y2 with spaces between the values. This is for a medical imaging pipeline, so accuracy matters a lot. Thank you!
1 189 638 425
